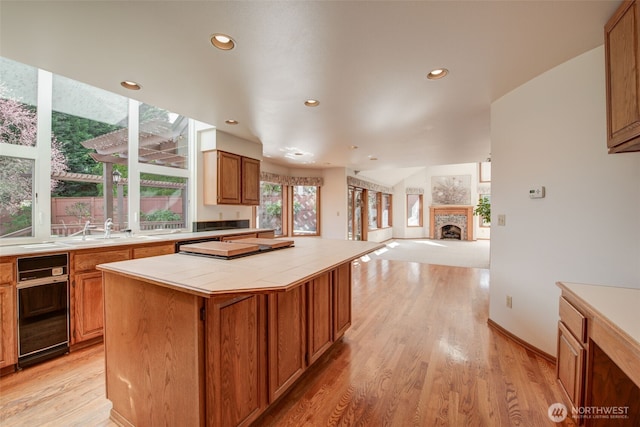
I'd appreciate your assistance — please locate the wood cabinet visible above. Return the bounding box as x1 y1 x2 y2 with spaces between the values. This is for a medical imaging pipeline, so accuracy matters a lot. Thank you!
206 294 268 427
203 150 261 205
241 156 261 204
307 272 333 364
557 321 585 412
267 286 306 402
333 263 352 339
132 243 175 259
605 0 640 153
556 296 587 415
73 271 104 342
103 257 357 427
70 248 130 345
0 260 17 369
557 283 640 426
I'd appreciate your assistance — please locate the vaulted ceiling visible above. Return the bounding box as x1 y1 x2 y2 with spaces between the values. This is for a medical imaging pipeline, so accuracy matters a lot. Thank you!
0 1 620 184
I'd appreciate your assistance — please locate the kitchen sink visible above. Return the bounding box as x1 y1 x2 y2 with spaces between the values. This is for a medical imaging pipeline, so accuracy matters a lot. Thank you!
57 237 122 246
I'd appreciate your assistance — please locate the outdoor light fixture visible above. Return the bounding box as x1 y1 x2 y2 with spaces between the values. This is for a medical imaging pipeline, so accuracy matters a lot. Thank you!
112 169 122 184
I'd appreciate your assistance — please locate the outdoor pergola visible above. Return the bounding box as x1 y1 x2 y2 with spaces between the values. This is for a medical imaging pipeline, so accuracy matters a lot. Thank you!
51 118 190 231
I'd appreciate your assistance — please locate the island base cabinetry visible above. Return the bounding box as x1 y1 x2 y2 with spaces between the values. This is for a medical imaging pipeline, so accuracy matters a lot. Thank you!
104 273 204 427
206 294 267 427
103 261 355 427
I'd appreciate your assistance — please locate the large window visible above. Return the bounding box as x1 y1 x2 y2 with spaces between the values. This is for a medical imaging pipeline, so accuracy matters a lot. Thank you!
367 191 378 230
0 56 194 242
139 104 188 170
50 74 129 236
407 194 423 227
0 58 38 238
139 173 187 230
292 185 319 236
381 193 392 228
257 182 285 236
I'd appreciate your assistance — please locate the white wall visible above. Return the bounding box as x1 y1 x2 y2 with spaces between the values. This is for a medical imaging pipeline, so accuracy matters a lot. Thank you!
490 46 640 355
322 167 348 239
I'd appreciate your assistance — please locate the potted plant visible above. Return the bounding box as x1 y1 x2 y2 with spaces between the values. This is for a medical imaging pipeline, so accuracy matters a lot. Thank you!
474 195 491 226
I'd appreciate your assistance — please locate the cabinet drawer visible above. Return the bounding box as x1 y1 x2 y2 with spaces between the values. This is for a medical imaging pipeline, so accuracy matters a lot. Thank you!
559 296 587 343
74 249 131 272
0 263 14 284
133 244 175 259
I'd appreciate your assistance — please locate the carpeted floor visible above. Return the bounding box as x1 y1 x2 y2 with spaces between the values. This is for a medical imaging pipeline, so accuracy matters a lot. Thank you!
364 238 490 269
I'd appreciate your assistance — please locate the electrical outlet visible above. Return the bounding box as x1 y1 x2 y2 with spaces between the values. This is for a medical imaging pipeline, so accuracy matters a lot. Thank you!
497 214 506 226
506 295 513 308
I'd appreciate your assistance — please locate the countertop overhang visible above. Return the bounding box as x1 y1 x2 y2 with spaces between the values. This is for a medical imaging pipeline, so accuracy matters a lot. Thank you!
98 238 384 297
557 281 640 347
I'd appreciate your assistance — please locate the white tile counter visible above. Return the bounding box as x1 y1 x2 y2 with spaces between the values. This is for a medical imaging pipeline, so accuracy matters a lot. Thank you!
98 237 384 297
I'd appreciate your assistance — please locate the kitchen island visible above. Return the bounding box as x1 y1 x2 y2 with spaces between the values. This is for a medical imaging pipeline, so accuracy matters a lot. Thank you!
97 238 383 427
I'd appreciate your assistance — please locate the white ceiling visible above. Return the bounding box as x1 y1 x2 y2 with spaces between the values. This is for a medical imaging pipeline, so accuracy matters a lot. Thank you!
0 1 620 185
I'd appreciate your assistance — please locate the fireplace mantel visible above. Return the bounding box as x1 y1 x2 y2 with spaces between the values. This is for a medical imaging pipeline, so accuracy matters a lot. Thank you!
429 205 474 241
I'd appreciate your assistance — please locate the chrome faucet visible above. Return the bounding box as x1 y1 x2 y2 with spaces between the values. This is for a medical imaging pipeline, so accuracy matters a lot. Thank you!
104 218 113 239
82 220 91 240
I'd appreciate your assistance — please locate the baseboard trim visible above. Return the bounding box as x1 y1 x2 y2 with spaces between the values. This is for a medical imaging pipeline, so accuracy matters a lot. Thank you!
487 318 556 364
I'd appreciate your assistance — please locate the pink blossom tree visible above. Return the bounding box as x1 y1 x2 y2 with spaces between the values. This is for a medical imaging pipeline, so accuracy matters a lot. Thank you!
0 84 67 217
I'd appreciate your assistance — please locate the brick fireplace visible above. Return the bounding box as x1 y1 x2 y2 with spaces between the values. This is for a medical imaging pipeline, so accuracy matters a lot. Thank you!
429 205 474 241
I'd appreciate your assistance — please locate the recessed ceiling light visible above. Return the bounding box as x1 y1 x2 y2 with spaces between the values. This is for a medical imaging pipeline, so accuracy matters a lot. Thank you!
304 99 320 107
427 68 449 80
349 145 358 149
225 119 238 125
369 156 378 161
211 33 235 50
294 152 304 156
120 80 141 90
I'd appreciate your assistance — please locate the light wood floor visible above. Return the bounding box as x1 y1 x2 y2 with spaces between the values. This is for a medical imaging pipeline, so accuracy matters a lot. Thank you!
0 259 576 426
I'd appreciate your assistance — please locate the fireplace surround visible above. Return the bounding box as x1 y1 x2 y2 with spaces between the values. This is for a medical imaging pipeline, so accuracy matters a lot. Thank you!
429 205 474 241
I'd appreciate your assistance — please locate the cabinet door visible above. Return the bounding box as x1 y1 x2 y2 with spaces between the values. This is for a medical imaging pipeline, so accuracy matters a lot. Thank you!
132 243 175 259
268 286 306 402
72 271 104 343
0 284 17 368
557 321 585 411
241 156 261 205
206 294 267 427
605 0 640 153
333 263 352 340
307 272 333 364
217 151 242 204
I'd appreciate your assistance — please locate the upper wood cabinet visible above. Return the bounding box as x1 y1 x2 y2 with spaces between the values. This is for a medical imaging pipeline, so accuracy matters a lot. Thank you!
203 150 261 205
605 0 640 153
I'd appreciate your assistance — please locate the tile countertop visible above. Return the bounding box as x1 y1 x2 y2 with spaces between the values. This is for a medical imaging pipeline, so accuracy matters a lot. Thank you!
98 238 385 297
0 228 270 257
557 281 640 348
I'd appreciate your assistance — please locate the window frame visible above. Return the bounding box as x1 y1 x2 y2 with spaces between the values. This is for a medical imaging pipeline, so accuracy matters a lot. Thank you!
406 194 423 227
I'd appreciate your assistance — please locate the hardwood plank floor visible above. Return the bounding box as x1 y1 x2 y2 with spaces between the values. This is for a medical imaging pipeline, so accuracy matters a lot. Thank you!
0 259 576 426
